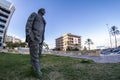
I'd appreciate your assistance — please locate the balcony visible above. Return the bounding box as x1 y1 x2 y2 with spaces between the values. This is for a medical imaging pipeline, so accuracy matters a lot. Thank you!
0 6 10 14
0 10 9 18
0 29 3 33
0 16 7 21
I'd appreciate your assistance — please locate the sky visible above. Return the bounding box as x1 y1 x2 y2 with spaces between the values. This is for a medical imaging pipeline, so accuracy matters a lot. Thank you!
7 0 120 49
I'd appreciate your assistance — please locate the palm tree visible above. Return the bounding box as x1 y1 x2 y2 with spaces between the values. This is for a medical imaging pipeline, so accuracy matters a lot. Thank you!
110 26 120 48
85 38 93 50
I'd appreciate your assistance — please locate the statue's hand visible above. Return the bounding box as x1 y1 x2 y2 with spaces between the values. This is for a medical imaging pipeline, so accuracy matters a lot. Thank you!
26 35 30 43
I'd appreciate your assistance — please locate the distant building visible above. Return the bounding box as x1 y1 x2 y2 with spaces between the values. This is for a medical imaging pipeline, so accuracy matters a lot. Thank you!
56 33 81 51
0 0 15 47
5 35 21 43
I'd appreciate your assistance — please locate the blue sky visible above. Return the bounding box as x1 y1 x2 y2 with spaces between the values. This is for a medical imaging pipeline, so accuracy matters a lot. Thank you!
8 0 120 49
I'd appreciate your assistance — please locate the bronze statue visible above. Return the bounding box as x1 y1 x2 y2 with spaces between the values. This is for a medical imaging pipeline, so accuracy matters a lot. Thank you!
25 8 46 79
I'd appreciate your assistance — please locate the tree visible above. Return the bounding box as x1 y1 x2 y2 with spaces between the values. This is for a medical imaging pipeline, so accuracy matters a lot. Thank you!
73 47 79 51
19 42 27 47
43 42 49 51
66 46 71 51
110 26 120 48
83 46 87 51
85 38 93 50
6 42 13 49
6 42 27 49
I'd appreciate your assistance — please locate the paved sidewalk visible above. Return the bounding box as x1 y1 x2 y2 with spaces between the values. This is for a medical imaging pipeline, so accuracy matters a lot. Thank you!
54 53 120 63
76 55 120 63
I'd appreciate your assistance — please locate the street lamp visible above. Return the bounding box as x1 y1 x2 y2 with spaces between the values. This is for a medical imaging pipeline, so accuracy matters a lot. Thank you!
106 24 112 48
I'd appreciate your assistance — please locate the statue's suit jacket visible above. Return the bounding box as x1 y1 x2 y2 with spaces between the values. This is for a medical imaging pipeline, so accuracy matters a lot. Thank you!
26 12 46 44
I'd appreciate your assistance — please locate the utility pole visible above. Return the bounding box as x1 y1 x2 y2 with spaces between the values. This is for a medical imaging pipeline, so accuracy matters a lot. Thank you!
106 24 112 48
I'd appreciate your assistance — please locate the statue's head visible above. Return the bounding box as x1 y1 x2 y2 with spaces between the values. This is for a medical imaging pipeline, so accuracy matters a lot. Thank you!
38 8 45 16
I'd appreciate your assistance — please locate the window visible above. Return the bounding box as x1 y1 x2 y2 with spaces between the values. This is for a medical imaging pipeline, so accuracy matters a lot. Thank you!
0 13 8 18
0 30 3 33
0 6 10 14
0 36 2 39
0 18 6 23
0 25 5 29
0 43 2 46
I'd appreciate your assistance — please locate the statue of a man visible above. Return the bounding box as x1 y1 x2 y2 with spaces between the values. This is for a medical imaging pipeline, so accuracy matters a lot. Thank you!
25 8 46 78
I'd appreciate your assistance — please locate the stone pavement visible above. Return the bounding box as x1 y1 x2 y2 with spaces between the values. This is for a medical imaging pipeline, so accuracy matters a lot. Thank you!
77 55 120 63
54 53 120 63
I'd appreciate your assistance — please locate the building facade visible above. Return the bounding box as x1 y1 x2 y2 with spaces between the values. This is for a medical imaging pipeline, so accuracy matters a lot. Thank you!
5 35 21 43
0 0 15 47
56 33 81 51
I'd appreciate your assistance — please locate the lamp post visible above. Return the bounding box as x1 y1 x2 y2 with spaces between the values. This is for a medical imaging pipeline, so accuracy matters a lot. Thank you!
106 24 112 48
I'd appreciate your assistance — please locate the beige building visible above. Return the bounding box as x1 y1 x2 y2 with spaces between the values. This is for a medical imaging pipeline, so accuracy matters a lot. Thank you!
56 33 81 51
5 35 21 43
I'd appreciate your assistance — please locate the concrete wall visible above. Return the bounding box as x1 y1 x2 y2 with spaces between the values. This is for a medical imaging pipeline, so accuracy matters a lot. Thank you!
0 48 100 56
43 50 100 56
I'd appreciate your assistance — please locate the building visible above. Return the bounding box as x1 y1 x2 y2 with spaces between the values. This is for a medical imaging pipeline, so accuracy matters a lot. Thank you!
0 0 15 47
5 35 21 43
56 33 81 51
